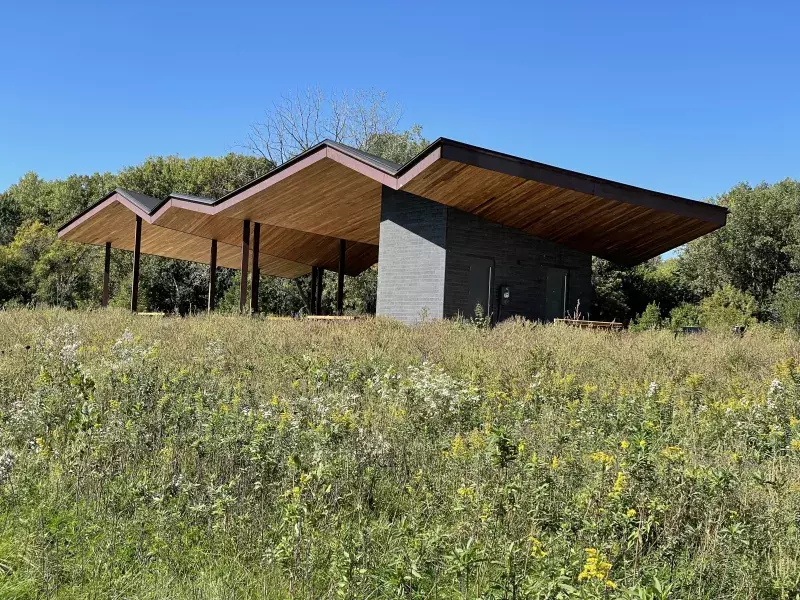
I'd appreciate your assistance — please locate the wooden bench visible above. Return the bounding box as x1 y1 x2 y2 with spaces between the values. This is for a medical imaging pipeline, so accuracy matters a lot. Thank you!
305 315 361 321
554 318 625 331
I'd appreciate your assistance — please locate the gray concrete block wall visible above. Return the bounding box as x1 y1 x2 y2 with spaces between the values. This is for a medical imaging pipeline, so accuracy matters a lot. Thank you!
375 188 592 324
375 187 447 324
444 207 592 321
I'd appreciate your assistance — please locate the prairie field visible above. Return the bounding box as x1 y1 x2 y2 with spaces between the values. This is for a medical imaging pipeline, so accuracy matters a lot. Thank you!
0 309 799 599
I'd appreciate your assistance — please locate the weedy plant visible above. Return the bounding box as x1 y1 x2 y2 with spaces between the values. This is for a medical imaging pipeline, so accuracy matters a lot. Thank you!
0 308 798 599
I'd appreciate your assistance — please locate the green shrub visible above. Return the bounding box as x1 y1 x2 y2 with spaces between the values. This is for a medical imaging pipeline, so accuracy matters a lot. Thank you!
630 302 663 330
771 274 800 329
699 284 757 329
669 302 702 330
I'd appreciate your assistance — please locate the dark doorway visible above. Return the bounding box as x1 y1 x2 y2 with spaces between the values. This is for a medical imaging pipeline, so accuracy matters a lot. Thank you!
545 267 568 321
467 256 495 319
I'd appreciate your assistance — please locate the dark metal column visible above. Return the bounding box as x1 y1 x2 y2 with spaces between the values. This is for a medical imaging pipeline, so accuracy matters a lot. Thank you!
316 268 324 315
102 241 111 308
250 222 261 314
208 239 217 312
239 219 250 312
310 267 318 315
337 239 346 315
131 216 142 313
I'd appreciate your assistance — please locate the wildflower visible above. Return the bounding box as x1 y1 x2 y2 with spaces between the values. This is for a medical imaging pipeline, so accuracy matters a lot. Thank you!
577 548 614 587
647 382 659 398
551 456 559 469
60 342 81 365
661 446 685 462
609 471 625 499
449 433 468 458
468 429 486 450
457 486 475 500
685 373 704 388
791 440 800 452
528 536 547 558
626 508 637 518
0 450 15 485
589 451 615 468
620 440 630 450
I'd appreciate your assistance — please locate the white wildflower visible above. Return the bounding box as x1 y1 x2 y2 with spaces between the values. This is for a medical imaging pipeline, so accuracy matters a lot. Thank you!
0 450 15 485
60 341 81 365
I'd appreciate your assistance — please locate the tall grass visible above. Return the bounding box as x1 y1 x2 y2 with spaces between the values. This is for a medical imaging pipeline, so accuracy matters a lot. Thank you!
0 309 798 599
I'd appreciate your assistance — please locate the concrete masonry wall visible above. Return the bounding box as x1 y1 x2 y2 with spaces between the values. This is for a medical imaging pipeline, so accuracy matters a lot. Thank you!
375 186 593 324
443 208 592 321
375 187 447 324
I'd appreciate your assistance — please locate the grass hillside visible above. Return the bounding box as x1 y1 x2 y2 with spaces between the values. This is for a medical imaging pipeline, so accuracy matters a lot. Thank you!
0 310 799 599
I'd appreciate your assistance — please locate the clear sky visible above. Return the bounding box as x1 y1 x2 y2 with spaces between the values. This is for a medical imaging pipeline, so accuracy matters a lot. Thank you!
1 0 797 201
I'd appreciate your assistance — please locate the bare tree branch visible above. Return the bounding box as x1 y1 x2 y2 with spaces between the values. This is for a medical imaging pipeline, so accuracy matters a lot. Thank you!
245 87 408 166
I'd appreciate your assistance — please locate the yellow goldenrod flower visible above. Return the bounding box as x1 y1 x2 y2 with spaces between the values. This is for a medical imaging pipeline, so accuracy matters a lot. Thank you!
590 451 615 468
450 433 468 458
457 486 475 500
528 536 547 558
661 446 685 461
609 471 625 499
577 548 613 585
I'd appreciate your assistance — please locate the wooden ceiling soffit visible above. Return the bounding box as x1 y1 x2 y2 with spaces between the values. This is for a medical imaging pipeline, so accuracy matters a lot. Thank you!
59 139 728 268
214 158 383 244
58 196 311 278
397 142 727 264
149 206 376 275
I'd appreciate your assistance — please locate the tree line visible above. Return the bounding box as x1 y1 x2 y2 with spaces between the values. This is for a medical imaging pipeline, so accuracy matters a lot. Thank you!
0 89 430 315
592 178 800 329
1 88 798 326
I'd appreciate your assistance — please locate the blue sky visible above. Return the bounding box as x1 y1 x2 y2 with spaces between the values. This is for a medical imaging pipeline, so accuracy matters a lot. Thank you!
1 0 798 201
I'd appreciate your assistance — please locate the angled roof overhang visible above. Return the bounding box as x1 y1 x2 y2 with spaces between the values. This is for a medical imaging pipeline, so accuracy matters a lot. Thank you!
397 140 727 264
58 138 727 273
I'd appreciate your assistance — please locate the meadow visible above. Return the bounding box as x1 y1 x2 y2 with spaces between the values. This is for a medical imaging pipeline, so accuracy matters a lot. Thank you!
0 309 799 599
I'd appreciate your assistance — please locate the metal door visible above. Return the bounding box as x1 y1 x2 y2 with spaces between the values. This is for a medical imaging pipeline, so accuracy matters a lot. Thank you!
545 267 568 321
467 257 494 319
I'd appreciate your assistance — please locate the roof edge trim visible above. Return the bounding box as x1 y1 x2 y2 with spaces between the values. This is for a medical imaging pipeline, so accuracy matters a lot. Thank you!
58 188 162 237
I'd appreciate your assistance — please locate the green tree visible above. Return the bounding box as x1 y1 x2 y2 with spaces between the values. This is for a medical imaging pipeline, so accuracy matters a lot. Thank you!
592 257 693 321
678 180 800 308
116 154 271 201
769 274 800 329
0 191 22 245
362 125 429 165
699 285 757 329
32 233 100 307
